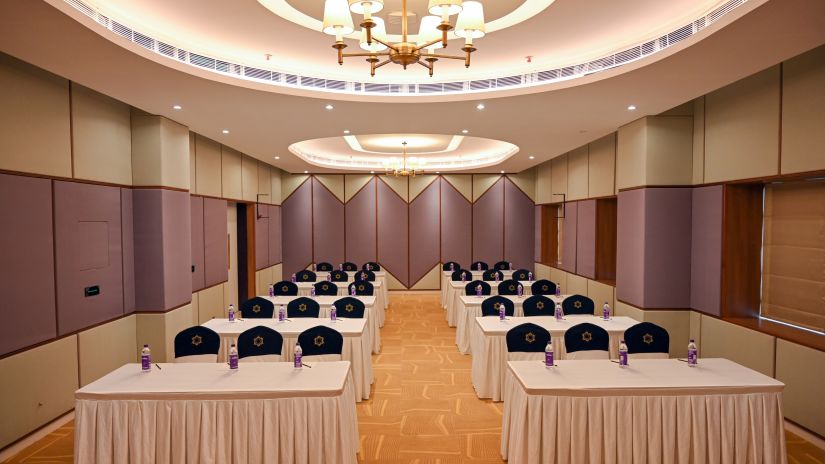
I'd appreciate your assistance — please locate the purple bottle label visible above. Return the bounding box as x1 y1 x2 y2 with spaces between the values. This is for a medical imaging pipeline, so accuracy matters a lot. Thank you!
278 308 285 322
619 351 628 366
351 286 356 296
291 274 296 283
141 354 151 371
556 286 561 297
476 285 482 297
517 285 523 297
310 287 316 296
331 306 337 321
603 306 610 320
229 353 238 370
268 286 274 297
545 350 554 367
688 349 697 365
228 309 235 322
499 306 505 320
294 353 302 369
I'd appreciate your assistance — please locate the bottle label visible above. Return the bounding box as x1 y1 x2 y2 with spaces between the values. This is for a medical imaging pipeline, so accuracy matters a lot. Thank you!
545 350 554 367
331 309 337 321
294 353 302 369
619 351 628 366
229 311 235 322
279 310 285 322
688 349 697 365
141 354 151 371
229 354 238 370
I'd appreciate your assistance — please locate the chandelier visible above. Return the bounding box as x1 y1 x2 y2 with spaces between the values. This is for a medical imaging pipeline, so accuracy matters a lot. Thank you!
322 0 487 77
384 142 425 177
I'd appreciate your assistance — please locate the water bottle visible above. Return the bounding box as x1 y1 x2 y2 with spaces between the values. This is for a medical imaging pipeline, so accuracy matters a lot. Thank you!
228 304 236 322
554 302 563 321
278 304 286 322
517 284 523 298
268 284 274 297
310 286 316 297
361 271 367 281
477 262 482 271
450 263 455 271
294 343 303 369
688 339 698 367
495 272 500 283
350 284 357 296
312 263 316 271
528 271 533 281
339 263 344 271
141 344 151 372
545 342 554 368
509 262 513 270
555 285 561 298
603 302 611 320
291 273 296 283
475 283 483 297
498 303 506 321
326 273 331 282
330 304 337 322
229 343 238 370
619 340 628 367
461 272 467 282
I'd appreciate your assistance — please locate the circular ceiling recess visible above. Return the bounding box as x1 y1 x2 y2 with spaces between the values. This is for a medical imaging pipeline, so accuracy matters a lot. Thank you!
288 133 519 171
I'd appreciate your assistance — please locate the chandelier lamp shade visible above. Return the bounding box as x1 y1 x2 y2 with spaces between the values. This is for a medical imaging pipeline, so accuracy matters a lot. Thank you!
322 0 486 77
384 141 425 177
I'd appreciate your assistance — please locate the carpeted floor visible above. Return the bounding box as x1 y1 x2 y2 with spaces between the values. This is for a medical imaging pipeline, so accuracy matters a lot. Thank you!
3 294 824 463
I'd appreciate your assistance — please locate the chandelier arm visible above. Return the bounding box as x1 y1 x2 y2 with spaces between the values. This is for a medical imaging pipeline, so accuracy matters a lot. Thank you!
414 39 444 51
416 60 434 77
425 53 466 60
373 59 392 69
342 52 391 58
370 36 399 51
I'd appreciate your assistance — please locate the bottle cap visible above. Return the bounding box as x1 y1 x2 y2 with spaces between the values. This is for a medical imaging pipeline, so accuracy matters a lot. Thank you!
144 344 148 347
689 339 694 342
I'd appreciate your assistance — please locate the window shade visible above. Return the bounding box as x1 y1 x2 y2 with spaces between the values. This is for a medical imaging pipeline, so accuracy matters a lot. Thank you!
761 181 825 332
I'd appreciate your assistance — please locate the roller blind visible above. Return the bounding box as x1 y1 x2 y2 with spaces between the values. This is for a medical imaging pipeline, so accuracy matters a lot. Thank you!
761 181 825 332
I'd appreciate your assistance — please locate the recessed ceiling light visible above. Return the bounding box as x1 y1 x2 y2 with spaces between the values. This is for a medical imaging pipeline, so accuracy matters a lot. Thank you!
343 130 350 134
222 129 229 134
436 171 440 174
274 156 280 160
500 170 505 173
529 156 535 160
461 129 469 134
325 104 334 110
304 170 308 173
476 103 485 110
370 170 375 174
627 105 637 111
172 105 182 110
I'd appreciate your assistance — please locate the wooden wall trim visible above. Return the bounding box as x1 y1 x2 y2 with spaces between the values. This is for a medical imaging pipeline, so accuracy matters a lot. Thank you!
720 184 763 319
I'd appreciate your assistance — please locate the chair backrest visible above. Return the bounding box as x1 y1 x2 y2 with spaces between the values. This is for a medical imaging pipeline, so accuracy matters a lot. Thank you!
481 296 515 317
482 269 504 281
498 279 521 296
334 297 366 319
238 326 283 359
355 269 376 282
451 269 472 281
287 297 321 318
240 297 275 319
295 270 317 282
471 261 489 271
313 281 338 296
298 326 344 356
464 280 491 296
564 323 609 354
624 322 670 355
494 260 511 271
442 261 460 271
315 262 333 272
349 280 374 296
506 323 551 353
531 279 557 296
272 280 299 296
363 261 381 271
329 270 349 282
512 269 531 281
174 326 220 359
341 262 358 271
562 294 595 315
522 295 554 317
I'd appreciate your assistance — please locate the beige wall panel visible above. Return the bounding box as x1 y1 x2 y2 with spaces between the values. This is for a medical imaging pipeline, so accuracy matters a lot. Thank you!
549 267 568 292
194 135 222 197
159 118 190 190
689 311 702 346
78 315 137 386
0 54 72 177
534 262 552 281
566 273 588 297
257 162 271 197
409 175 438 202
196 283 225 324
642 310 690 358
472 174 502 202
646 116 693 186
315 174 345 202
566 147 589 201
135 314 165 364
0 336 78 449
781 45 825 174
535 161 553 204
344 174 373 202
588 134 616 198
700 315 775 376
241 155 259 202
71 83 132 185
190 291 200 326
161 304 195 362
189 132 197 192
615 301 645 321
256 267 273 296
550 154 568 198
587 280 615 313
616 119 647 190
410 264 441 290
221 147 243 200
775 339 825 437
657 102 694 117
385 270 407 291
272 263 283 283
132 116 189 189
442 174 472 202
506 168 536 202
270 168 282 205
379 175 408 202
692 98 705 185
282 174 310 200
705 67 780 183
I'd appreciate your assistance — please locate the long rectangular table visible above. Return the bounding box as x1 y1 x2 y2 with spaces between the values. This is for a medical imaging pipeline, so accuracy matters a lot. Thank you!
501 358 786 464
440 270 515 307
75 362 359 464
471 315 639 401
315 269 389 305
295 279 386 327
445 278 534 327
202 318 373 401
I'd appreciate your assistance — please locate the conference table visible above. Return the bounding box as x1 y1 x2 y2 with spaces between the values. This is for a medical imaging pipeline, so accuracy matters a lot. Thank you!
454 293 556 355
75 361 359 464
444 278 534 327
501 358 786 464
295 278 386 327
440 269 515 306
315 269 389 303
202 318 373 401
471 315 639 401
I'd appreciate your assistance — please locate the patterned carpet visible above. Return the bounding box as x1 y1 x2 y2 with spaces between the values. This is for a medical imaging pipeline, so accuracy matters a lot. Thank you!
3 294 824 463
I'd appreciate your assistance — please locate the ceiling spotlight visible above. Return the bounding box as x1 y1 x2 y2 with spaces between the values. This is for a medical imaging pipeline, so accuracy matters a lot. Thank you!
529 156 535 160
274 156 280 160
500 170 505 173
304 170 309 173
436 171 440 174
627 105 637 111
370 170 375 174
461 129 469 134
476 103 486 110
222 129 229 134
343 130 350 134
325 104 334 110
172 105 182 110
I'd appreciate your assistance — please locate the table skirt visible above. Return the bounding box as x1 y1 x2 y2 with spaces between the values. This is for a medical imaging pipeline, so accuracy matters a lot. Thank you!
500 369 787 464
74 372 359 464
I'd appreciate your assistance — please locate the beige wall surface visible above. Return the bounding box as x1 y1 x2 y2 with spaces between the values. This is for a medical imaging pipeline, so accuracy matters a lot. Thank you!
159 118 190 190
588 134 616 198
193 134 222 197
132 115 190 189
645 116 693 186
566 147 589 201
78 315 137 387
241 154 259 202
781 45 825 175
775 339 825 437
616 118 647 190
221 147 243 200
71 84 132 185
196 283 225 323
700 315 775 377
550 154 568 198
535 161 553 204
692 98 706 185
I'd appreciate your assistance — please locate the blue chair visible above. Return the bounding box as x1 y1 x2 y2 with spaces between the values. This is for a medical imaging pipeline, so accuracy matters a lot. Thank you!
494 260 511 271
287 297 321 318
471 261 489 271
314 281 338 296
363 261 381 271
506 323 551 353
482 269 504 281
498 279 521 296
624 322 670 359
451 269 472 281
564 323 609 360
315 262 333 272
464 280 491 296
298 326 344 359
522 295 554 317
272 281 298 296
334 297 366 319
238 326 283 361
512 269 531 281
481 296 515 317
355 269 376 282
341 262 358 272
329 270 349 282
349 281 374 296
442 261 460 271
562 294 595 316
531 279 557 296
295 270 317 283
174 326 220 362
240 297 274 319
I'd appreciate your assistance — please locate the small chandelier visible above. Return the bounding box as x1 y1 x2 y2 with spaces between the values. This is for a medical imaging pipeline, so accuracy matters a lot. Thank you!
322 0 486 77
385 142 425 177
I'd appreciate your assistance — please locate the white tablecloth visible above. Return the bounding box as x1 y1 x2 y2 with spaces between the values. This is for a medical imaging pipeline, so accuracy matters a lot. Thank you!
202 318 373 401
75 362 359 464
471 315 639 401
440 270 515 307
501 358 786 464
295 280 386 327
455 294 562 354
445 277 532 327
315 270 389 307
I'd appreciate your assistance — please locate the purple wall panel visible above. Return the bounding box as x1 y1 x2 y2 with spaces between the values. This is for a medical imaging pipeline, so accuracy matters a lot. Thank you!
312 178 345 265
473 178 504 265
534 205 542 263
503 178 535 270
616 190 646 306
161 190 191 310
121 189 135 314
282 180 313 277
560 201 578 274
203 197 228 287
255 204 269 270
133 190 164 311
54 181 123 333
0 174 56 355
190 196 205 290
409 180 440 285
643 188 692 308
345 179 377 265
440 178 472 268
691 186 723 315
269 205 282 265
377 179 408 286
576 199 597 279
